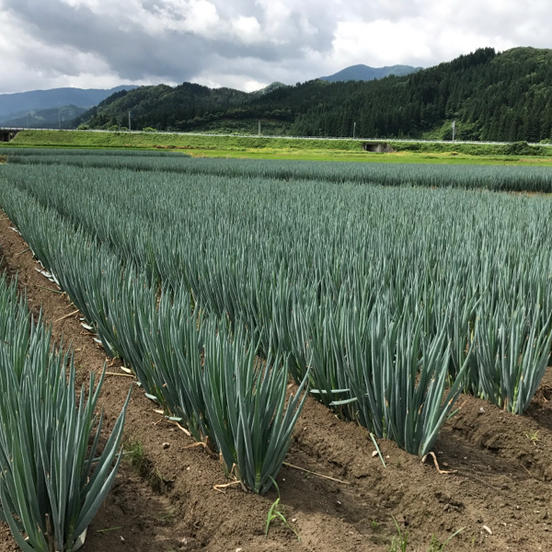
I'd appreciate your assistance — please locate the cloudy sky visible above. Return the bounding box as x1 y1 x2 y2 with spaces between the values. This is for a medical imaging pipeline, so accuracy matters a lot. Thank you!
0 0 550 94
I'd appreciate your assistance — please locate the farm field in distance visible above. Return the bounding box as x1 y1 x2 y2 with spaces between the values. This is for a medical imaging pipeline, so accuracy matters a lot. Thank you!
0 148 552 551
5 128 552 166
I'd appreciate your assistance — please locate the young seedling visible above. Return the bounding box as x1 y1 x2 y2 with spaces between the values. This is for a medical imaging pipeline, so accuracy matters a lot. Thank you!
427 527 464 551
389 516 408 552
525 430 540 445
264 478 299 540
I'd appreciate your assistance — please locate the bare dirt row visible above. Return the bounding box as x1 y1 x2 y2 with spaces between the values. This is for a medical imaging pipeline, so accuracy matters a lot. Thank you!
0 210 551 551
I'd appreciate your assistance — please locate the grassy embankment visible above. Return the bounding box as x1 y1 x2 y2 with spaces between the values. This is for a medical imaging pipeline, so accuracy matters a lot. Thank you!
8 129 552 166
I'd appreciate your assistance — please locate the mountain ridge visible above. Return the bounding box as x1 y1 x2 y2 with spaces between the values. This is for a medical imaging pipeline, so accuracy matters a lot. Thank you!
0 85 137 122
320 64 421 82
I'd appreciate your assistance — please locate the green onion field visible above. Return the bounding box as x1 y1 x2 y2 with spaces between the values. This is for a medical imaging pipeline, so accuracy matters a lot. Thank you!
0 148 551 551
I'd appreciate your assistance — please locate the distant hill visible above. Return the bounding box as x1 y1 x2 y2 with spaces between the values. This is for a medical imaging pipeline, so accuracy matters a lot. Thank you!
0 105 87 129
0 85 137 124
320 64 421 82
79 47 552 142
76 83 253 132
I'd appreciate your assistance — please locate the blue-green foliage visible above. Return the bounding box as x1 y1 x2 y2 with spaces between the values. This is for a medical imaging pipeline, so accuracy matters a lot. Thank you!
0 169 307 493
1 155 551 467
0 274 128 551
3 149 552 192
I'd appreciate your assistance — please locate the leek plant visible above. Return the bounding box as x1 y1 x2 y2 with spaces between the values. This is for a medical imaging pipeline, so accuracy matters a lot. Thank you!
202 324 308 494
337 304 469 456
0 274 129 551
139 291 211 443
474 303 552 413
294 296 356 417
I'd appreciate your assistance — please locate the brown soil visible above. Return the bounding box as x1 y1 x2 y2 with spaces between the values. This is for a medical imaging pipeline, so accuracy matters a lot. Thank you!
0 211 552 552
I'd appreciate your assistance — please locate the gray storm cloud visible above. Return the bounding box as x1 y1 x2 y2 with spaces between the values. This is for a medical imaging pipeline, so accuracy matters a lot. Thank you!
1 0 551 93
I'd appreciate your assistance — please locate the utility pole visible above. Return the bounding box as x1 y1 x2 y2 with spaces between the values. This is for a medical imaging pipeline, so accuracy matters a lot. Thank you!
452 120 456 141
258 120 261 136
353 121 356 139
58 107 66 129
128 111 132 131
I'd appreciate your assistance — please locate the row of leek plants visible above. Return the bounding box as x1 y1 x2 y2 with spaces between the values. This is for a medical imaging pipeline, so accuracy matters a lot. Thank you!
6 150 552 193
2 163 552 451
2 176 461 460
15 163 552 419
0 183 307 495
4 169 470 453
0 178 503 464
0 272 128 552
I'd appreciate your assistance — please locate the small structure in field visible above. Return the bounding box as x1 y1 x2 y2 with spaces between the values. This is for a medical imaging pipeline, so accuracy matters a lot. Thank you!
0 129 21 142
362 142 395 153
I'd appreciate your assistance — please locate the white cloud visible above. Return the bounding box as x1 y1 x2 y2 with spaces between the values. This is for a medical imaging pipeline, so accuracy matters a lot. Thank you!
59 0 101 8
231 16 262 44
195 72 267 92
332 19 432 67
330 16 518 69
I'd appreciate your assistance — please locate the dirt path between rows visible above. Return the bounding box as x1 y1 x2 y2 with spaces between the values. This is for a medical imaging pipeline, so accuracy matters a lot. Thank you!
0 209 551 552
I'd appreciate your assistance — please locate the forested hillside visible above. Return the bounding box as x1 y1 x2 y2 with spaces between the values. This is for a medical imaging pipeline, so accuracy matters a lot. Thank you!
77 84 251 132
79 47 552 142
